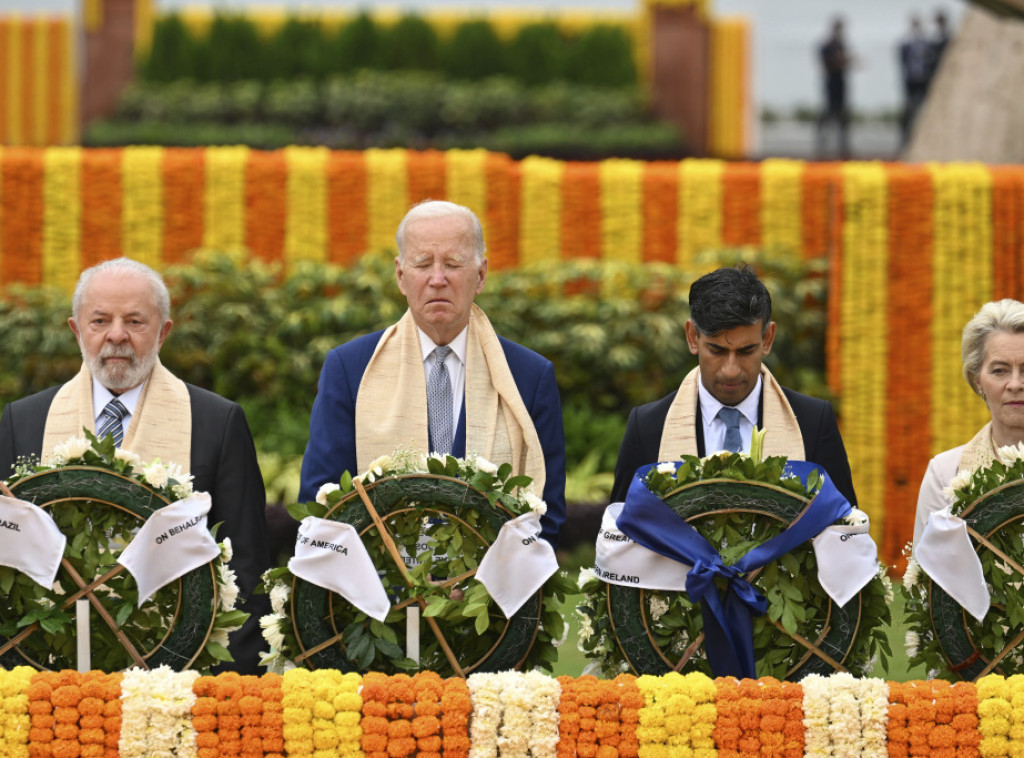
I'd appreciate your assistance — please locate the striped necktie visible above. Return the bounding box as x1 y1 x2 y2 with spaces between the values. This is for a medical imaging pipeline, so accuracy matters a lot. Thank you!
97 398 128 447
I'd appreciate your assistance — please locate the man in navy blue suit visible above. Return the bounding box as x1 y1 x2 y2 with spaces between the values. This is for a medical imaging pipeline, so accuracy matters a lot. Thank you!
610 264 857 506
299 200 566 547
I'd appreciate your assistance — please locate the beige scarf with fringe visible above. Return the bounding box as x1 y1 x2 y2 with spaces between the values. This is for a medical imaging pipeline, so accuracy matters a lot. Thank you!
658 366 806 461
956 422 1001 475
41 361 192 469
355 305 546 494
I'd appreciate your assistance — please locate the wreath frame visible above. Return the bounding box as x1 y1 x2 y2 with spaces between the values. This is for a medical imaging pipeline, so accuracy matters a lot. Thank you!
601 478 874 680
290 472 543 675
0 466 217 672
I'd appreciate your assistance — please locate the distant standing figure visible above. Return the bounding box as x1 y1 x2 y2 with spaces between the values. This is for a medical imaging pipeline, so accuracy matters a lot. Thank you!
899 14 932 147
816 17 854 160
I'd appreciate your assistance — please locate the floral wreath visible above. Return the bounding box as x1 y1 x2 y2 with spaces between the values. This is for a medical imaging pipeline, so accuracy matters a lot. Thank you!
0 431 247 673
577 445 892 680
260 450 574 676
903 443 1024 680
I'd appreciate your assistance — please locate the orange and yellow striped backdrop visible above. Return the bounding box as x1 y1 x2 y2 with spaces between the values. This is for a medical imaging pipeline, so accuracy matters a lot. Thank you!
0 16 77 147
1 146 1022 568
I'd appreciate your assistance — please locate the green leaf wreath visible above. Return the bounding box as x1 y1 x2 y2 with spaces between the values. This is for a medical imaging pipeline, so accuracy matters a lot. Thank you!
903 444 1024 679
0 431 247 673
259 450 574 676
577 449 892 680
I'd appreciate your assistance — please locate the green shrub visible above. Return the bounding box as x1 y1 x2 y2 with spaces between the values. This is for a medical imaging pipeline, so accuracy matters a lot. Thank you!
564 25 637 87
506 22 566 86
442 20 506 80
142 14 197 83
201 14 265 81
269 17 331 80
331 12 383 73
382 14 441 71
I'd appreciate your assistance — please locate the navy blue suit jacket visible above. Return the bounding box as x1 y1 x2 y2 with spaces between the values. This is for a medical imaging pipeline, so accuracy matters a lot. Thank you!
299 330 567 548
610 385 858 507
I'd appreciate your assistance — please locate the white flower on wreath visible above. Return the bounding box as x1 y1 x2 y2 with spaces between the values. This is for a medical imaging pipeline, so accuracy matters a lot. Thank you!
905 630 920 658
577 567 597 589
656 462 677 476
648 596 670 621
522 491 547 515
165 463 194 496
359 454 392 483
143 461 169 489
260 613 286 652
316 482 340 505
844 508 869 526
217 562 239 613
48 435 90 465
474 455 499 475
220 538 233 563
943 468 976 503
114 448 142 467
998 441 1024 464
903 556 921 590
269 582 290 615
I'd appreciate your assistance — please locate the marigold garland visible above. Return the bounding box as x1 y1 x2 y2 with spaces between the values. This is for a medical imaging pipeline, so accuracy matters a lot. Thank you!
439 673 471 758
0 666 34 758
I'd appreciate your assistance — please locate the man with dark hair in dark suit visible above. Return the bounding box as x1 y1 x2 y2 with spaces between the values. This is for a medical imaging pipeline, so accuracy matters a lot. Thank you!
610 264 857 505
0 257 271 673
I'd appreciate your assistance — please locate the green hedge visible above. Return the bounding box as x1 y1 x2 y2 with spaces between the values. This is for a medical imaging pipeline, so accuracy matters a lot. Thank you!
0 252 826 501
92 73 683 157
141 12 638 88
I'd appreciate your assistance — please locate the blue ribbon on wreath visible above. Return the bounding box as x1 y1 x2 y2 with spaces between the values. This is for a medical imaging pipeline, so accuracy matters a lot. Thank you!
616 460 851 679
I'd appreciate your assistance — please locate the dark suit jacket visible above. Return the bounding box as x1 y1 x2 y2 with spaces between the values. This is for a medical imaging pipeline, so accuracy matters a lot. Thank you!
299 330 567 548
0 381 271 674
610 385 858 506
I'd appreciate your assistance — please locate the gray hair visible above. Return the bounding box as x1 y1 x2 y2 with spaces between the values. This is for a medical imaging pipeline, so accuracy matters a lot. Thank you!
962 299 1024 395
395 200 485 263
72 258 171 323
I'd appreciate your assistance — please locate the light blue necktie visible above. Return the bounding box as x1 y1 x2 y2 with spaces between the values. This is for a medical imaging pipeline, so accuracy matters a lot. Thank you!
719 406 743 453
97 398 128 447
427 346 453 454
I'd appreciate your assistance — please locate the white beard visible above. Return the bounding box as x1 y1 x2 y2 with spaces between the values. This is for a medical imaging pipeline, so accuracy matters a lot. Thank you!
82 343 158 392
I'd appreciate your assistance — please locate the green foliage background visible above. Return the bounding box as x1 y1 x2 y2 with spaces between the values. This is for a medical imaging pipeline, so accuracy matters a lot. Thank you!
0 251 827 504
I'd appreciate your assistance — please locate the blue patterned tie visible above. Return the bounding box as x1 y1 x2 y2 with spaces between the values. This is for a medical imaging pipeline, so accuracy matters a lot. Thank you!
427 346 453 454
97 398 128 447
719 406 743 453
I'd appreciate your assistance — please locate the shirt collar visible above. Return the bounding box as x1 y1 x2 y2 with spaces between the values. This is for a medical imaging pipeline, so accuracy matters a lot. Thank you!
697 370 762 426
417 326 468 366
91 376 145 420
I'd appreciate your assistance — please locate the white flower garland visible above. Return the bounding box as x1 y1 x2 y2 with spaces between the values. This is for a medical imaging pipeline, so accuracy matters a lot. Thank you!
467 673 502 758
802 673 889 758
525 671 561 758
466 671 560 758
119 666 199 758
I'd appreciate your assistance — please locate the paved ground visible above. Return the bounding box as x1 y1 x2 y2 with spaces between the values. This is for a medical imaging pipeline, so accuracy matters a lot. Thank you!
756 119 905 162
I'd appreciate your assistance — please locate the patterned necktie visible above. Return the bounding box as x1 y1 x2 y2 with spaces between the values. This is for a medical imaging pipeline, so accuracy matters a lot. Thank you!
98 398 128 447
427 346 453 454
718 406 743 453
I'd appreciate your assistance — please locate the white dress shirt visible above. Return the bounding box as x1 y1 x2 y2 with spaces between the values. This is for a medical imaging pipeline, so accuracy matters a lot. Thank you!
697 373 762 455
417 326 468 433
91 377 144 436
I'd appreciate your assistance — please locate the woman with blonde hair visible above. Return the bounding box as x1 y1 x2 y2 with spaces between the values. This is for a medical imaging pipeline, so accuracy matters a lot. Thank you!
914 298 1024 545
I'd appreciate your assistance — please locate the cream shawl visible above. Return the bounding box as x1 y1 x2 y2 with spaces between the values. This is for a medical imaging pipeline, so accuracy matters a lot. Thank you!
658 365 806 461
41 360 192 469
956 422 1001 475
354 305 546 494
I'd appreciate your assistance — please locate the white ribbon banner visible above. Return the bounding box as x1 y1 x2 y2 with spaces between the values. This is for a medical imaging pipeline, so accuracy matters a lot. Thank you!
117 492 221 605
810 516 879 607
595 501 879 607
0 494 66 587
477 511 559 618
915 506 989 622
595 502 689 591
288 517 391 622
